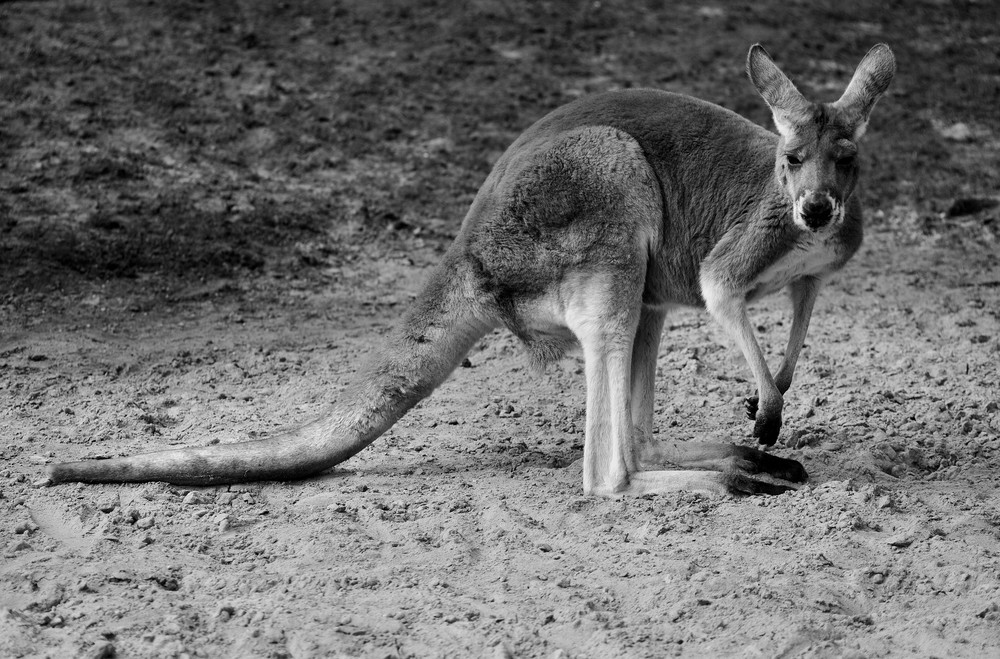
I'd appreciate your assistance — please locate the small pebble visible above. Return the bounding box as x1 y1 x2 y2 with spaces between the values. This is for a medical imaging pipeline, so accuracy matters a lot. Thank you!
13 520 38 534
135 517 155 530
887 533 914 547
938 122 973 142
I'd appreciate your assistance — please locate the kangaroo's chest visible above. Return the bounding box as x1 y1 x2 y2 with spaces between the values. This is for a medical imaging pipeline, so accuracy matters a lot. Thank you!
747 235 840 301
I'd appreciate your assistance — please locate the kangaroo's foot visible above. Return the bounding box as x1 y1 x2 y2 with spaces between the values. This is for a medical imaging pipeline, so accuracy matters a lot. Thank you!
730 444 807 483
618 467 800 497
721 470 798 496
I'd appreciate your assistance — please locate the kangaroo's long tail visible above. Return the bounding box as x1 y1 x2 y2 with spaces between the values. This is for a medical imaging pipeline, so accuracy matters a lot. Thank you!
47 256 496 485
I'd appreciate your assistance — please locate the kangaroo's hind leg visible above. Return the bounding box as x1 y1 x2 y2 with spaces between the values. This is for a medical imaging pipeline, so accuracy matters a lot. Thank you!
630 304 667 447
564 272 644 496
624 302 806 496
566 276 780 496
638 439 807 495
631 315 807 496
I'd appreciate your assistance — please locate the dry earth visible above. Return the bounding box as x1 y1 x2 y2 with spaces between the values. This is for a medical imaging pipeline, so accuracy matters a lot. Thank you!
1 1 999 658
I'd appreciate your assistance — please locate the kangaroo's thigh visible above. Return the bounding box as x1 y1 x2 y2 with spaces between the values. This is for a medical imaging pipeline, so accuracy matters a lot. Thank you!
463 125 662 362
464 126 661 298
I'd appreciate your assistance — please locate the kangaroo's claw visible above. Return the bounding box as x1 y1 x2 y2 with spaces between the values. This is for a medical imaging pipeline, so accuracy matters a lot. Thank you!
722 471 796 496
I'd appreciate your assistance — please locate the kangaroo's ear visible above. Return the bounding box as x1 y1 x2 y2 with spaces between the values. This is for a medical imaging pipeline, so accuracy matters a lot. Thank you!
746 44 812 139
833 43 896 140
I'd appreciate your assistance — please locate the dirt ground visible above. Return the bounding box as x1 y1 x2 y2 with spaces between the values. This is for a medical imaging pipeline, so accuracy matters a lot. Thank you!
1 1 999 657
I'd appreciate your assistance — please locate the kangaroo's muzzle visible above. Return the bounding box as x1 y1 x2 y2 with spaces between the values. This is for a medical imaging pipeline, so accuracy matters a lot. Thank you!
794 190 843 231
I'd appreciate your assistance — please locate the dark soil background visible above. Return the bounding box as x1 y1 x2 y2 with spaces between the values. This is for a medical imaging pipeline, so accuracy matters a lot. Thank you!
1 1 999 658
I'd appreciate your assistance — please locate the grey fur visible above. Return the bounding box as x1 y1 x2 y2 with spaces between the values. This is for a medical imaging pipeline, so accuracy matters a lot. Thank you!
48 44 895 494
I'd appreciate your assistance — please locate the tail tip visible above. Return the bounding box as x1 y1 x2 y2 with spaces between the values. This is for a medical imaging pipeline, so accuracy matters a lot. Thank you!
44 462 66 485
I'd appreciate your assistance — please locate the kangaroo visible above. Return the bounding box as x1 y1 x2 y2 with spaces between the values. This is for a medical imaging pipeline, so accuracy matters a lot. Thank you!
48 44 895 496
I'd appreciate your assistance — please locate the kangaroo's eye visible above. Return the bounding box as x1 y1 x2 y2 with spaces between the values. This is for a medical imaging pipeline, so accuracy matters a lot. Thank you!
786 154 802 167
836 156 856 169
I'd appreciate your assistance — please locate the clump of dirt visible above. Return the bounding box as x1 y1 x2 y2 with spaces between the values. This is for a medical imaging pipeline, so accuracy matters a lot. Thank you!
2 1 999 657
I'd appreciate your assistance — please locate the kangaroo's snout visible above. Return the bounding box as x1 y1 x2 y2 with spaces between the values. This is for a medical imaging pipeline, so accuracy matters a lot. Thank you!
802 195 832 228
795 191 841 231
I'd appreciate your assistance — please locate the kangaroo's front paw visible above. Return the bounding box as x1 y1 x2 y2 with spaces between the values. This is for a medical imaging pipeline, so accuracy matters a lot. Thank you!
753 410 782 446
744 395 759 420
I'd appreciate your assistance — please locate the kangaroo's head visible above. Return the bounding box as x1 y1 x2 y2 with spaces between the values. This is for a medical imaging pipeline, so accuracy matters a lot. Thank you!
747 44 896 232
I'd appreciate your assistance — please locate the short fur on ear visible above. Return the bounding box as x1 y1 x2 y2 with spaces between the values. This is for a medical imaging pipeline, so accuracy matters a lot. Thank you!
746 44 812 139
833 43 896 139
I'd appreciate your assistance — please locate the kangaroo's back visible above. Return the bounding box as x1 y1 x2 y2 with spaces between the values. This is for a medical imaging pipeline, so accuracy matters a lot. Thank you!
524 88 777 177
491 89 778 220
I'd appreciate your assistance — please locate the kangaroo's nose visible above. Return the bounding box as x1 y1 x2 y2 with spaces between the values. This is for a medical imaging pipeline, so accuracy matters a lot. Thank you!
800 194 833 229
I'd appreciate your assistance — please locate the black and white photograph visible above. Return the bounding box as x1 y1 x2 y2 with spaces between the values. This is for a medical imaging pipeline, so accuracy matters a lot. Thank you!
1 1 998 657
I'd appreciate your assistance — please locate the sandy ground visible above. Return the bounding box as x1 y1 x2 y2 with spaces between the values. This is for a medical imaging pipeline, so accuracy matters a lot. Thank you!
2 1 999 658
